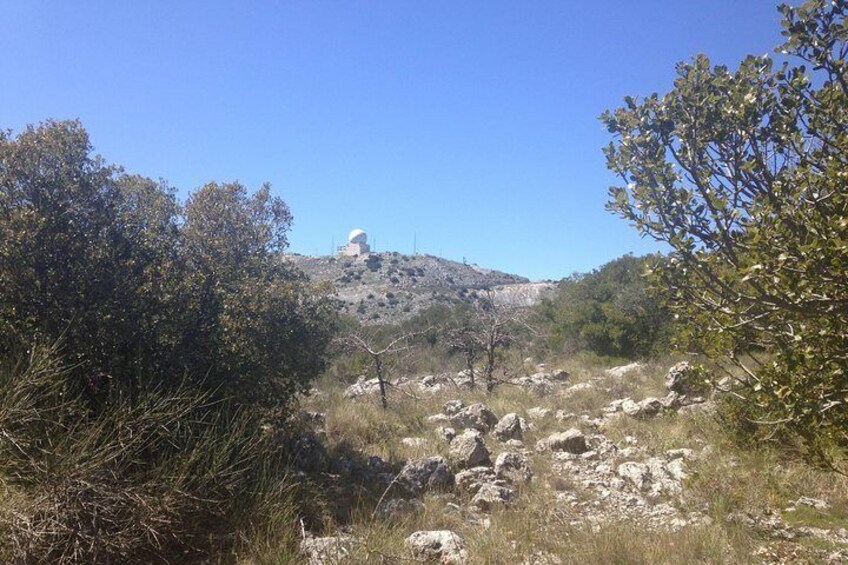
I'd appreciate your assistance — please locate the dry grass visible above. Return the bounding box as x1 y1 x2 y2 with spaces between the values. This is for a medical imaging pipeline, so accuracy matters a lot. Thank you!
251 352 848 564
0 345 306 564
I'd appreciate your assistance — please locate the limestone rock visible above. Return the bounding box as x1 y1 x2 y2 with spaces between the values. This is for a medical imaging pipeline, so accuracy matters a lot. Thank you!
493 413 525 441
402 437 428 448
397 456 454 497
555 410 576 421
376 498 425 521
509 373 555 394
665 448 697 461
343 376 381 399
678 400 716 416
562 382 594 397
526 407 552 420
793 496 829 510
453 370 476 389
494 452 533 484
455 466 499 495
536 429 587 454
617 461 651 491
606 362 643 378
405 530 468 564
666 361 700 395
443 399 465 416
617 457 689 495
551 369 570 382
449 402 498 432
420 374 450 392
425 413 451 424
470 483 514 512
621 398 642 417
638 397 663 417
300 536 358 565
436 426 457 442
449 429 491 469
660 391 682 410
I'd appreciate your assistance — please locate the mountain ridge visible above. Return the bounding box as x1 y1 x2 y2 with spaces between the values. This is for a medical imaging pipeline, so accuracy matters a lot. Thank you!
287 251 554 323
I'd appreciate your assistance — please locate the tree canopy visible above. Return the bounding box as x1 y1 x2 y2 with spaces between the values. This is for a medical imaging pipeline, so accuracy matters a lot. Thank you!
602 0 848 461
0 119 335 409
536 254 673 358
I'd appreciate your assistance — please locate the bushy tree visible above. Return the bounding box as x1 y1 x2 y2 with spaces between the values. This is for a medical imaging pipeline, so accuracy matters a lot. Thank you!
536 254 672 358
0 120 335 409
0 123 181 389
177 181 335 404
602 0 847 463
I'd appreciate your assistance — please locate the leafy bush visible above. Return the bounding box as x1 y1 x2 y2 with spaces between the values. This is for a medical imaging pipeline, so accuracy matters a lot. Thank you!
0 120 336 560
0 120 335 408
602 0 848 464
536 254 673 357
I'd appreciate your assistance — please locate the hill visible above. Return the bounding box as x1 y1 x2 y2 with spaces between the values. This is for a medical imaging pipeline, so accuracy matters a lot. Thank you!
287 251 554 323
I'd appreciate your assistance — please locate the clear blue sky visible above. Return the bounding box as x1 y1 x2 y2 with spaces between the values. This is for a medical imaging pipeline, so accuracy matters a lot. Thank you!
1 1 786 280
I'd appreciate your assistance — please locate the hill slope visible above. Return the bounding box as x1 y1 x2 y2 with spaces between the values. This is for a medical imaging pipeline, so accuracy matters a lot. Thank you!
287 251 553 323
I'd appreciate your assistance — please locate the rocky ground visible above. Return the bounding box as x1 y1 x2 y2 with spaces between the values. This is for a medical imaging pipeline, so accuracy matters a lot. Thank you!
288 359 848 564
286 251 553 324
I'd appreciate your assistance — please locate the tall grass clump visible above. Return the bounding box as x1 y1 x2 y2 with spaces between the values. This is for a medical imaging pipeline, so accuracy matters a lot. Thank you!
0 343 302 563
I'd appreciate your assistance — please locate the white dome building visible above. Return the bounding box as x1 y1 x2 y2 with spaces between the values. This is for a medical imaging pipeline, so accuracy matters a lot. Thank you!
339 228 371 256
348 229 367 245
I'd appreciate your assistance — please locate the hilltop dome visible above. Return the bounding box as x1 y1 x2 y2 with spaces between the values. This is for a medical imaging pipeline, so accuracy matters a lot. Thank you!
348 228 367 244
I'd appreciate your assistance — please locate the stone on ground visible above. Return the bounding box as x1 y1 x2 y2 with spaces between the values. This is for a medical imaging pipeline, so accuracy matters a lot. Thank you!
449 402 498 432
376 498 425 521
449 429 491 469
405 530 468 564
526 406 552 420
300 536 358 565
493 412 525 441
397 456 454 496
606 362 643 378
470 483 514 512
455 466 500 495
343 376 381 399
443 399 465 416
536 428 588 454
665 361 700 395
494 451 533 484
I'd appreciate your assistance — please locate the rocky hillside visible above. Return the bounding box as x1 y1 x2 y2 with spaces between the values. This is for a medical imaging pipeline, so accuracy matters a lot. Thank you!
292 360 848 564
286 251 554 323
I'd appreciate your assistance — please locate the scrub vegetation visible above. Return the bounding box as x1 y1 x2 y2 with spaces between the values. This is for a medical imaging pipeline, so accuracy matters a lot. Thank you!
0 0 846 563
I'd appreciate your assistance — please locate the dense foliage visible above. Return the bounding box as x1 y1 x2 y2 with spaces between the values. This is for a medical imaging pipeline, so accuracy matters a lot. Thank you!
0 120 335 408
536 254 673 358
0 120 335 561
602 0 848 463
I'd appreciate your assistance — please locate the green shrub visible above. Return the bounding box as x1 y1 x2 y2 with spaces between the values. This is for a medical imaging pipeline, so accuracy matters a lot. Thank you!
536 254 673 357
0 120 335 408
602 0 848 464
0 120 336 560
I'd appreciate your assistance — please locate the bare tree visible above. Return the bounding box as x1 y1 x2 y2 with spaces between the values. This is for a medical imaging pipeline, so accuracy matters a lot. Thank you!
450 290 532 393
335 329 428 408
447 323 479 390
